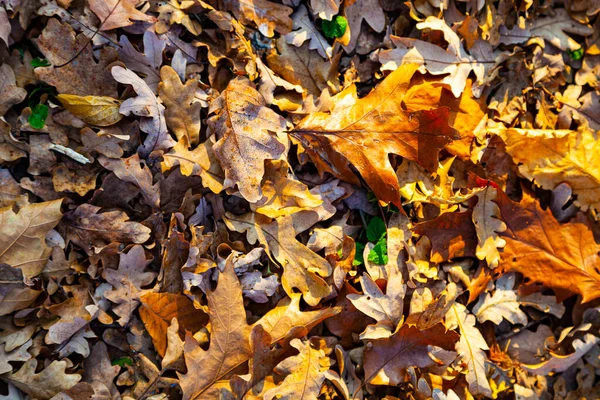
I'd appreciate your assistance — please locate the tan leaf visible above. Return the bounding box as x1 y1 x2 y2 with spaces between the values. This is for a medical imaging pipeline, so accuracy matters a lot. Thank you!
224 212 332 306
285 5 333 58
52 164 97 197
88 0 156 31
161 137 224 194
63 203 151 254
405 282 458 330
220 0 292 37
496 190 600 303
522 333 599 375
0 265 41 316
0 64 26 117
291 63 457 206
363 323 458 386
263 337 332 400
139 292 207 357
208 77 287 203
5 359 81 400
98 154 161 209
493 125 600 213
0 199 63 278
158 66 201 146
472 273 527 325
342 0 385 53
56 94 122 126
472 186 506 268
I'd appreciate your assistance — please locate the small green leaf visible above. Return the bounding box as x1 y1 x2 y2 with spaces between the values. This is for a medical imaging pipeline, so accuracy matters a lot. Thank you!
28 104 49 130
568 47 584 61
111 357 133 367
354 242 365 266
366 217 386 242
321 15 347 39
367 237 388 265
31 57 51 67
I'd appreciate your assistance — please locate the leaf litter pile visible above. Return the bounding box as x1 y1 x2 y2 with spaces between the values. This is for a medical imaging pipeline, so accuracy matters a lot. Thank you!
1 0 600 399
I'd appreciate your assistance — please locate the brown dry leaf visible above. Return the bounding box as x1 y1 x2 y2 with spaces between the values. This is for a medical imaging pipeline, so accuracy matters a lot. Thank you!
224 212 332 306
220 0 293 37
363 323 458 386
52 164 97 196
62 203 151 254
34 19 118 97
0 64 26 117
263 337 332 400
4 359 81 399
56 94 123 127
0 264 41 316
496 189 600 303
0 199 63 278
98 154 161 209
342 0 385 53
158 66 201 146
493 125 600 214
472 187 506 269
208 77 287 203
88 0 157 31
291 63 457 206
139 292 207 357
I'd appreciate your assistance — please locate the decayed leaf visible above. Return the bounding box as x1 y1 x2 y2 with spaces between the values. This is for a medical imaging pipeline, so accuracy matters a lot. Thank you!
291 63 457 206
264 337 332 400
363 323 458 386
104 245 156 326
88 0 156 31
34 19 118 97
56 94 122 126
472 187 506 268
0 199 63 278
493 125 600 213
472 273 527 325
4 359 81 399
446 304 492 397
285 5 333 59
496 190 600 303
208 77 287 203
220 0 293 37
161 137 225 194
63 203 151 254
98 154 161 209
158 66 201 146
111 66 175 156
139 292 207 357
348 269 405 339
0 64 26 117
224 212 332 306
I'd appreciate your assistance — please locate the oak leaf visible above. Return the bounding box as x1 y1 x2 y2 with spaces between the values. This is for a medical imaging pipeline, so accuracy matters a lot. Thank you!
208 77 287 203
472 273 527 326
220 0 293 37
0 64 26 117
493 125 600 213
363 323 458 386
139 292 207 357
118 31 165 92
0 265 41 316
0 199 63 278
88 0 156 31
472 187 506 268
263 337 332 400
496 190 600 303
522 333 599 375
56 94 122 127
285 5 333 59
4 359 81 400
342 0 385 53
224 212 332 306
63 203 151 254
158 66 201 146
291 63 457 206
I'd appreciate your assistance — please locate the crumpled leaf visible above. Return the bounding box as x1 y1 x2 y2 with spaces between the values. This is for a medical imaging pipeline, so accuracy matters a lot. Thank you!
208 77 287 203
111 66 176 157
446 304 492 397
158 66 201 146
224 212 332 306
496 189 600 303
363 323 458 386
104 245 156 326
492 125 600 213
291 63 457 207
0 199 63 278
88 0 156 31
473 273 527 325
265 337 332 400
472 186 506 268
4 359 81 400
285 5 333 59
56 94 122 127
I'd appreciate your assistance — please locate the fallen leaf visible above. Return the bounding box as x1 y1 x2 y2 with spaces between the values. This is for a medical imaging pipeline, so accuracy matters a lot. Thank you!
4 359 81 399
0 64 26 117
118 30 165 92
472 273 527 325
88 0 156 31
56 94 122 127
472 187 506 268
522 333 599 375
220 0 293 37
285 5 333 59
